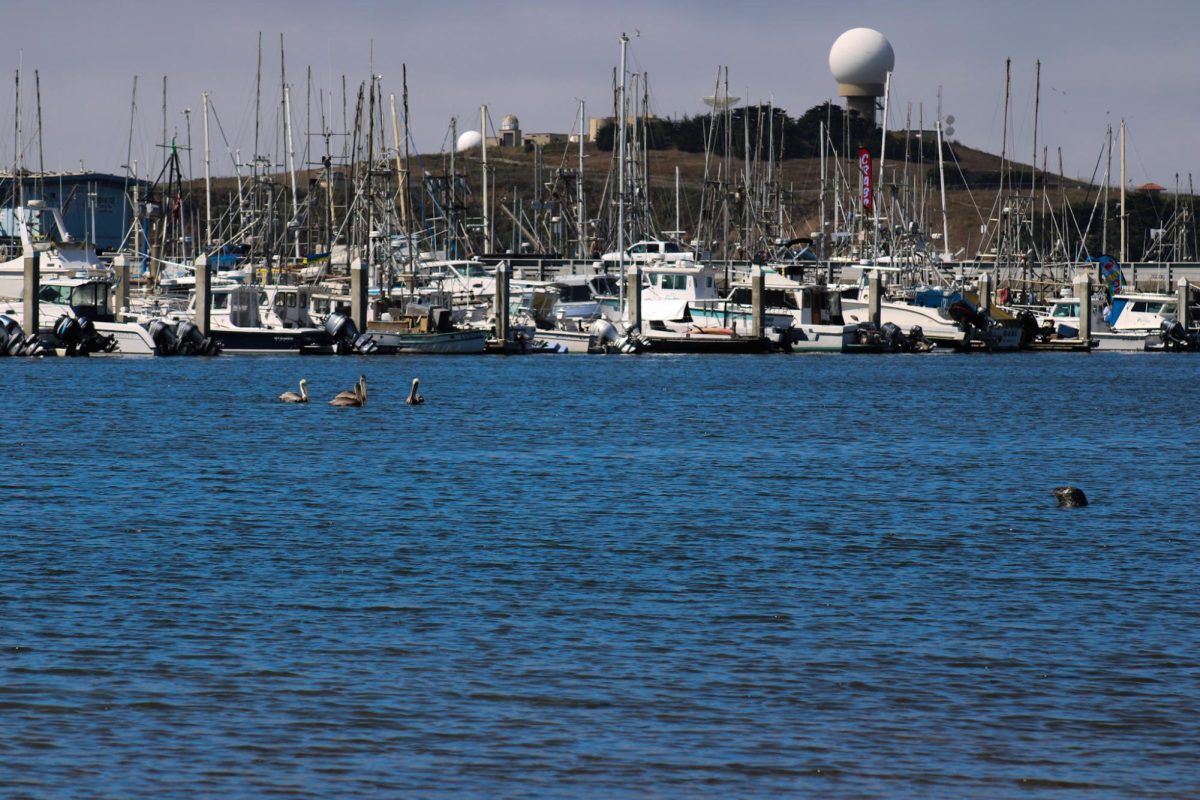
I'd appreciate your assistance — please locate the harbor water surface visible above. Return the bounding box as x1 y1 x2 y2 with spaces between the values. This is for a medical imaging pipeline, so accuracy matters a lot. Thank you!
2 353 1197 798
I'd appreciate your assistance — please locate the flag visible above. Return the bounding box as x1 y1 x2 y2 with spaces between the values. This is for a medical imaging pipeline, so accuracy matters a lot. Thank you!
1091 254 1125 296
859 148 873 210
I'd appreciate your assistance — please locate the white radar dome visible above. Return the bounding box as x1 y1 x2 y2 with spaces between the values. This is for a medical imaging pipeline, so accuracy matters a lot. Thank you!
456 130 483 152
829 28 895 86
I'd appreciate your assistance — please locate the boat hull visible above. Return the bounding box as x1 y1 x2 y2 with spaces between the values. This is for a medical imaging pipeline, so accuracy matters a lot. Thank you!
360 328 487 354
210 328 334 354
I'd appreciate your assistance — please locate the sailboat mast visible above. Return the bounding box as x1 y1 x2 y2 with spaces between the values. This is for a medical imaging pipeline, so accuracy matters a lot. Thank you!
202 91 212 249
937 118 951 261
874 71 891 259
401 65 415 276
617 32 629 309
450 116 457 257
14 67 22 207
578 99 586 259
481 104 490 252
1119 118 1127 263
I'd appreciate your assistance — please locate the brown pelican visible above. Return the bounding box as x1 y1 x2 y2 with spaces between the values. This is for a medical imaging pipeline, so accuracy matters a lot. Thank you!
330 379 365 407
405 378 424 405
332 375 366 405
279 379 309 403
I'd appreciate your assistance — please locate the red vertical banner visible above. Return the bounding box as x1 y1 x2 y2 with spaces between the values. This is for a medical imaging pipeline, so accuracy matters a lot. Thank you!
858 147 873 210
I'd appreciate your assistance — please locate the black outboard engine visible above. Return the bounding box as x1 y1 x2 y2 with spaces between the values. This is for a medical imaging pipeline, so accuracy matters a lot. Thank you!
907 325 935 353
148 319 179 355
52 315 91 356
948 300 989 331
1160 319 1193 351
855 322 880 346
1017 310 1043 346
324 312 362 354
880 321 906 351
0 314 22 356
174 320 221 356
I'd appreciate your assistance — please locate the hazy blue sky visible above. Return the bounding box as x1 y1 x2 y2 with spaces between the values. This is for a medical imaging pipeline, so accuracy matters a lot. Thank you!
5 0 1195 188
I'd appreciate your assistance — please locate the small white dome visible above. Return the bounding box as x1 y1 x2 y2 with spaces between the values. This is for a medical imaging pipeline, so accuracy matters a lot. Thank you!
501 114 519 130
829 28 895 86
456 130 483 152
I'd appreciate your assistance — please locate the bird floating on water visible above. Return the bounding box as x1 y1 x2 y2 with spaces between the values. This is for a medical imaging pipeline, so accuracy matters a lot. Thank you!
330 376 366 407
279 379 309 403
333 375 365 404
406 378 424 405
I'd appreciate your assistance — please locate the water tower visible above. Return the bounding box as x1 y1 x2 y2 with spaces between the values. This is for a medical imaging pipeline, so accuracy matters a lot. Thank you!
829 27 894 123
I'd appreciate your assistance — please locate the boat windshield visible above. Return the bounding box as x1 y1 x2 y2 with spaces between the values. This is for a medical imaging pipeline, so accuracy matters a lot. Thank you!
70 282 108 309
1052 303 1080 318
590 275 619 295
38 284 73 304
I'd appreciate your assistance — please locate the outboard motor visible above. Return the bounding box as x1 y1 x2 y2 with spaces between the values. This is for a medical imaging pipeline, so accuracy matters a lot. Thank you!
324 311 359 342
588 319 620 349
0 314 20 356
353 332 379 355
852 322 877 346
906 325 935 353
324 311 362 354
948 300 989 331
52 315 89 356
1160 319 1193 351
880 321 906 351
1016 310 1043 346
148 318 179 355
175 320 200 354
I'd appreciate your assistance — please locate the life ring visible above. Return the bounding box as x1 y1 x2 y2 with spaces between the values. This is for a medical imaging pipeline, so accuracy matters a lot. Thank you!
996 288 1011 305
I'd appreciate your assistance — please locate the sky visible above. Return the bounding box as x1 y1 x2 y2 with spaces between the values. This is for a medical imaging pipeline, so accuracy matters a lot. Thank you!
4 0 1196 189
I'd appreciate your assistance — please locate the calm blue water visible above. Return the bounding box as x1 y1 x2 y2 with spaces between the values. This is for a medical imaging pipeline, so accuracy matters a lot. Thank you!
2 352 1198 798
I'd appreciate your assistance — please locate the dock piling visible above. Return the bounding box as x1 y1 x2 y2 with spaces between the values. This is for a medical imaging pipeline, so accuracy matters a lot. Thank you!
626 265 642 333
1178 277 1191 329
978 271 993 314
1072 272 1092 342
194 255 211 336
751 266 765 338
867 270 882 327
495 263 510 343
112 255 128 320
351 257 368 333
23 251 39 334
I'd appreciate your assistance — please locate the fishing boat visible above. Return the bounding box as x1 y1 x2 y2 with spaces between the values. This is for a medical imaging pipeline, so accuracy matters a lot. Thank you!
0 275 167 355
690 273 859 352
0 203 107 297
1037 290 1189 351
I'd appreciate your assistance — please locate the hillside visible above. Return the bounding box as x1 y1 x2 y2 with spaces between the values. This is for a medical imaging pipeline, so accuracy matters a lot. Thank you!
195 138 1192 262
